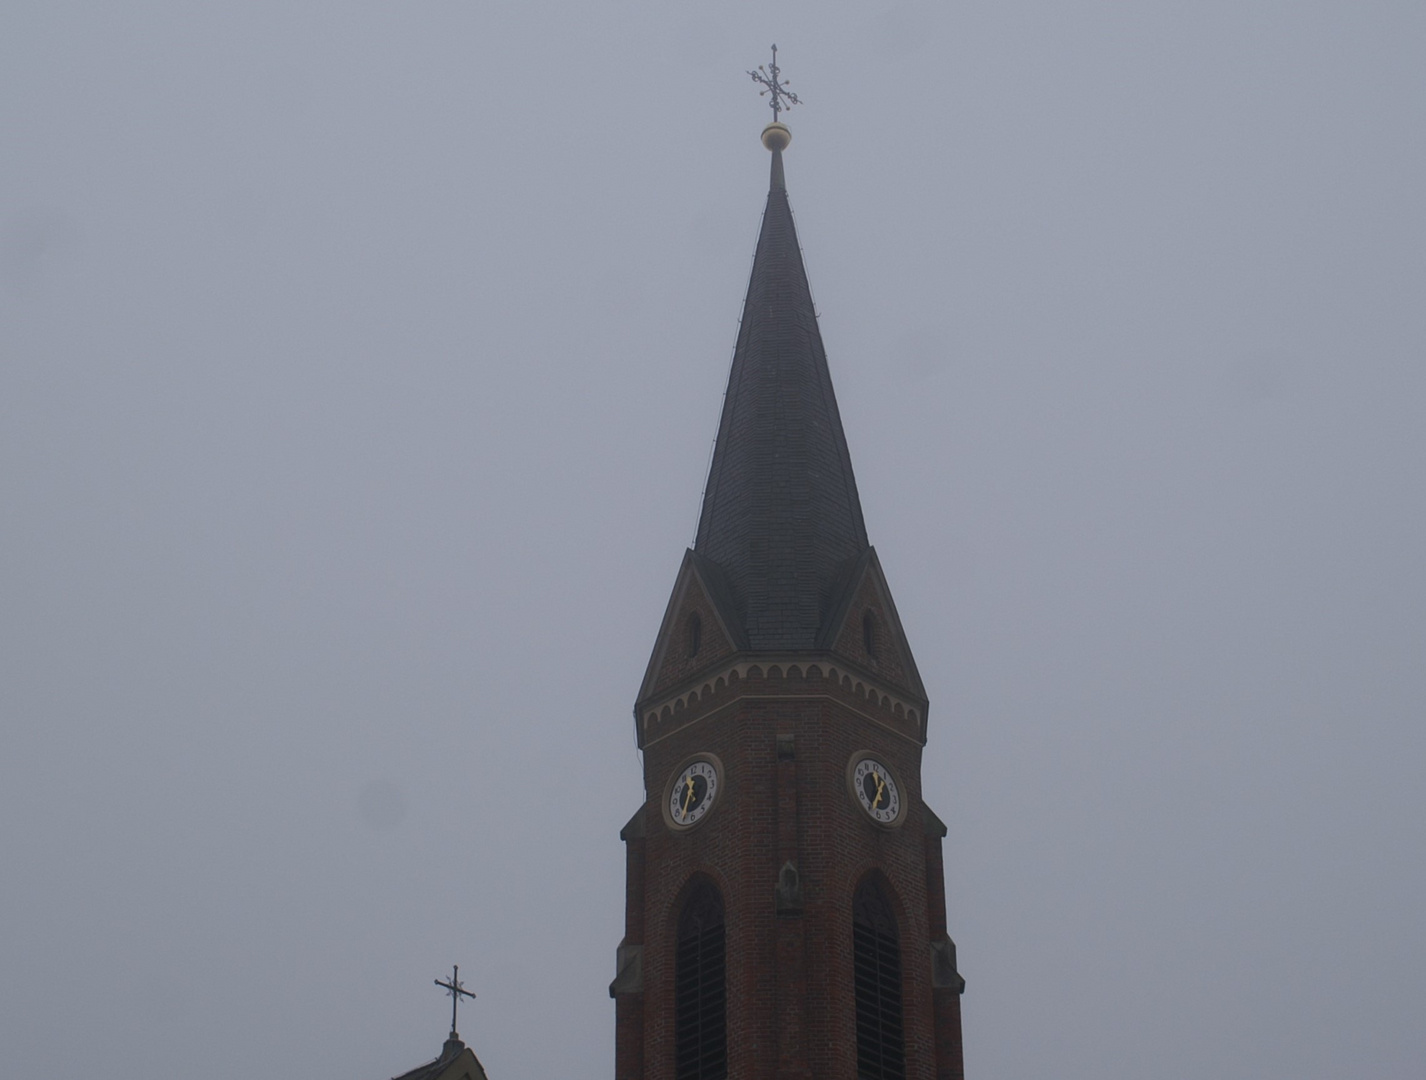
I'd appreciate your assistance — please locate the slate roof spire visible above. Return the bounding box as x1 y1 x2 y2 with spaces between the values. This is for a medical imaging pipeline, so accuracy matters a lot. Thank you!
693 124 870 650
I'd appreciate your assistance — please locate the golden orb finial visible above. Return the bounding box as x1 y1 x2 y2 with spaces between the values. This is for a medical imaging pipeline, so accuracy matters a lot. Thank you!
761 121 791 152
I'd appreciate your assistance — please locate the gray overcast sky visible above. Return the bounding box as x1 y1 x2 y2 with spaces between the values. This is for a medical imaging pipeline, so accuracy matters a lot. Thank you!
2 2 1423 1078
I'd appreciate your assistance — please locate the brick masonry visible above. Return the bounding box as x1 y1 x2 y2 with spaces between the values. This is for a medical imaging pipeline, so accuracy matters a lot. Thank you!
614 595 965 1080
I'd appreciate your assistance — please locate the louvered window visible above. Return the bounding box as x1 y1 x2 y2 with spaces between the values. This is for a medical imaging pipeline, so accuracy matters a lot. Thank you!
675 882 727 1080
853 878 905 1080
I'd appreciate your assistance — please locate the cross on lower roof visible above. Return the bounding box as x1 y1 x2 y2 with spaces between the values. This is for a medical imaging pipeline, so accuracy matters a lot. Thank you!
434 964 476 1040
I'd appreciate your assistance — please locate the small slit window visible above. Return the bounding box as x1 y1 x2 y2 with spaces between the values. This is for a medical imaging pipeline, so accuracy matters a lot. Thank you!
853 877 905 1080
687 612 703 659
862 610 877 659
676 881 727 1080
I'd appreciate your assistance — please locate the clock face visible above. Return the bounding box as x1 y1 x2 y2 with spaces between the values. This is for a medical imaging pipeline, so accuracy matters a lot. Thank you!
669 759 720 828
852 757 901 824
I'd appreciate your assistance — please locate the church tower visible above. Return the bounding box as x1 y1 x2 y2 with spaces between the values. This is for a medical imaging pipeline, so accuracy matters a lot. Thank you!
611 119 966 1080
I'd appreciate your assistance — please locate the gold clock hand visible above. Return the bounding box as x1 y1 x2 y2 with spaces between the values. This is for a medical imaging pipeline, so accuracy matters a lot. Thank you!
681 775 696 816
873 772 886 809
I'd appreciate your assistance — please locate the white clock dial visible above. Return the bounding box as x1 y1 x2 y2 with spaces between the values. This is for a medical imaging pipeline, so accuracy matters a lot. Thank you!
852 757 901 824
669 759 719 827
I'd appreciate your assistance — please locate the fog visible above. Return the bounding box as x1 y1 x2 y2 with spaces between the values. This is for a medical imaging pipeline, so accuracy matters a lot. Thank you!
3 3 1423 1078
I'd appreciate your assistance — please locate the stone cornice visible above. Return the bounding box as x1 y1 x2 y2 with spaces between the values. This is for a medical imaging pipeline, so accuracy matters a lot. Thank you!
636 653 929 749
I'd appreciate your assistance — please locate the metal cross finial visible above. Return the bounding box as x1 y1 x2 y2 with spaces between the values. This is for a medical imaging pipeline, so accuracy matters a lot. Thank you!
434 964 476 1039
748 44 801 121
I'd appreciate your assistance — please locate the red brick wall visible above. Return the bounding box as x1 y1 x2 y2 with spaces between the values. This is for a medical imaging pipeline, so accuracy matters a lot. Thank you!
617 662 961 1080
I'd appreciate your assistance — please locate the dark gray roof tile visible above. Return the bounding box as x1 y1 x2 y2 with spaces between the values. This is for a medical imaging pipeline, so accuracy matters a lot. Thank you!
693 149 869 650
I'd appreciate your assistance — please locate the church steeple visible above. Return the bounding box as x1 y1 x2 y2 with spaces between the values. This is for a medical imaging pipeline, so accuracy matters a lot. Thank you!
694 124 869 651
616 108 965 1080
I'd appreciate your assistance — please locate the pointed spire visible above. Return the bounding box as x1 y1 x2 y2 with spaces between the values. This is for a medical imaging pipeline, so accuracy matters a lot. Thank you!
694 127 869 650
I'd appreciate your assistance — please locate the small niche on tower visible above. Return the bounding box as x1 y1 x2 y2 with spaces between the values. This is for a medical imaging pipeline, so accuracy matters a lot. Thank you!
686 612 703 659
862 610 878 659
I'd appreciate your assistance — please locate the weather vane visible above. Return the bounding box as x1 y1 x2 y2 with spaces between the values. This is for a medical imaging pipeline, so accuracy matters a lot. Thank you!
434 964 476 1040
748 44 801 122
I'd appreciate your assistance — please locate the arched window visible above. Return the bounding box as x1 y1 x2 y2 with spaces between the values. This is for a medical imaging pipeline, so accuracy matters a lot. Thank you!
862 610 878 658
853 877 904 1080
687 612 703 659
676 881 727 1080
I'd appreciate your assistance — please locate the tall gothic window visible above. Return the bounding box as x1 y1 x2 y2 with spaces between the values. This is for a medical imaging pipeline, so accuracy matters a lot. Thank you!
853 877 905 1080
675 880 727 1080
687 612 703 658
862 610 878 658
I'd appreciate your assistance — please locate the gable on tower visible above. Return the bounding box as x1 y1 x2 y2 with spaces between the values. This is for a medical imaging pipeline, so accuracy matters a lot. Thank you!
818 547 926 702
637 548 746 704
